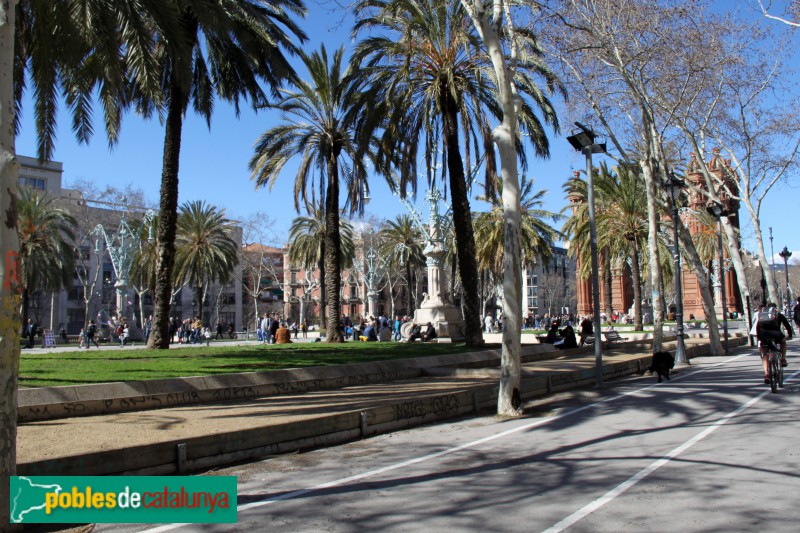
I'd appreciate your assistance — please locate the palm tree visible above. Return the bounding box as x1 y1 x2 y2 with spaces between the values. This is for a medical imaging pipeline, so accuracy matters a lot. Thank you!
173 201 238 326
16 188 76 330
353 0 562 346
593 164 649 331
146 0 308 349
250 45 376 342
379 214 425 314
287 205 355 326
474 176 561 276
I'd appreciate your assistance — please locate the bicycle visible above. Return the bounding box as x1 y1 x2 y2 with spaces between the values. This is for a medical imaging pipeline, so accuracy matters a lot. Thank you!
764 339 784 393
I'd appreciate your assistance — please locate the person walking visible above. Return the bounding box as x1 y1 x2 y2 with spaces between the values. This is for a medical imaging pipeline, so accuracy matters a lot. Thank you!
24 319 36 348
793 296 800 332
85 320 99 348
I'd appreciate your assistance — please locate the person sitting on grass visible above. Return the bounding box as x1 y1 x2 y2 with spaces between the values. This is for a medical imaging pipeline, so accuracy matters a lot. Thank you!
360 322 378 342
422 322 437 342
378 322 392 342
275 324 293 344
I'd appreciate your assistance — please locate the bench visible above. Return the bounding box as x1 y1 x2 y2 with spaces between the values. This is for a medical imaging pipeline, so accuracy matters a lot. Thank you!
603 330 629 344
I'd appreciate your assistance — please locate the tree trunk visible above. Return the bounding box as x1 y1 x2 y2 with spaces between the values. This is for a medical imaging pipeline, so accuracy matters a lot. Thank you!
148 74 186 349
640 158 665 351
679 222 723 354
603 258 613 317
324 153 343 342
318 254 326 327
442 94 483 347
464 2 521 413
632 243 643 331
1 2 21 525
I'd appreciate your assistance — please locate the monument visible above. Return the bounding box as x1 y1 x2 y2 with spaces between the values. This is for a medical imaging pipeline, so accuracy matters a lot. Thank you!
398 189 465 341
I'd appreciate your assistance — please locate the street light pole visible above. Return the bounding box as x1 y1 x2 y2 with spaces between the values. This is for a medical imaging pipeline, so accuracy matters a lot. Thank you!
708 203 729 356
567 123 606 387
779 246 792 310
665 173 688 365
769 227 775 301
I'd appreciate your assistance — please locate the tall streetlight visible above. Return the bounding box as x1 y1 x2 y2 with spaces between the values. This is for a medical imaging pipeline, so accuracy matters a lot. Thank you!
664 173 688 365
769 227 775 299
707 203 730 356
567 122 606 387
779 246 792 309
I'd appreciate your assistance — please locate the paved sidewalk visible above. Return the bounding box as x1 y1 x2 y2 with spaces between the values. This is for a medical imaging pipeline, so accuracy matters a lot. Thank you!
17 335 750 476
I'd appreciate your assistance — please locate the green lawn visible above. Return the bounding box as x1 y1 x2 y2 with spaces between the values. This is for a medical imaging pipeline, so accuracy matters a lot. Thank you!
19 342 481 388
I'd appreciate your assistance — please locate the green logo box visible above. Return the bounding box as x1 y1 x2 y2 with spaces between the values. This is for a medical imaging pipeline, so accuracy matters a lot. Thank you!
10 475 237 524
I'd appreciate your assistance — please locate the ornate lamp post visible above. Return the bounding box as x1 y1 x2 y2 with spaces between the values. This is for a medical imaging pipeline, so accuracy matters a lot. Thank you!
396 187 464 340
665 173 688 365
779 246 792 308
351 237 392 318
567 122 606 387
93 197 155 322
707 202 730 356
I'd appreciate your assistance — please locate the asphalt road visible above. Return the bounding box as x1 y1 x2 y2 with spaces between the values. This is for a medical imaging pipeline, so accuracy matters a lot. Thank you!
93 343 799 533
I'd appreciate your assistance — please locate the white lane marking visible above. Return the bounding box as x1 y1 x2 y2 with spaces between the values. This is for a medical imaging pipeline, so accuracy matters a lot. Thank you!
542 367 800 533
138 353 754 533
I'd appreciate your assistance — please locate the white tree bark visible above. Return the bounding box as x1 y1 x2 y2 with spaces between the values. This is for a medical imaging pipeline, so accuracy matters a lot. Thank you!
1 1 21 526
462 0 523 415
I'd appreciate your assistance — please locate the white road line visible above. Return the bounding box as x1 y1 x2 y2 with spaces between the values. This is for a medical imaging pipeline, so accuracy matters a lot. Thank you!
542 367 799 533
138 353 755 533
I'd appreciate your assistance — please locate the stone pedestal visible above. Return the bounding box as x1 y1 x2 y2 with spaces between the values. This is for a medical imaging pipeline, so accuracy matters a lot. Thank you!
411 305 465 341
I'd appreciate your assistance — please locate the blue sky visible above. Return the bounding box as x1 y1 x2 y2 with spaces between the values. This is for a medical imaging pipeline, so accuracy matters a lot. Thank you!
13 1 799 261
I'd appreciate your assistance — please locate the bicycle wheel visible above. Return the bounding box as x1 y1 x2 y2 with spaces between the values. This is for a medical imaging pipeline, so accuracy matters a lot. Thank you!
770 355 778 393
779 357 785 388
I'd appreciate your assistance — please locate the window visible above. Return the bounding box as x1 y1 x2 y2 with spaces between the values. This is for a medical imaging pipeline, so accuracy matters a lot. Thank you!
218 312 235 326
527 286 538 297
18 176 46 190
67 309 85 325
68 287 83 301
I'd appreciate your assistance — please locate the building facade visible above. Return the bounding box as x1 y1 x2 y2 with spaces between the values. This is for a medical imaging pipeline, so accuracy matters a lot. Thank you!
19 156 244 336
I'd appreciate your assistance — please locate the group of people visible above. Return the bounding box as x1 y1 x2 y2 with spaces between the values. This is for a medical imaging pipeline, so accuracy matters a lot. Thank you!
256 313 304 344
341 314 437 343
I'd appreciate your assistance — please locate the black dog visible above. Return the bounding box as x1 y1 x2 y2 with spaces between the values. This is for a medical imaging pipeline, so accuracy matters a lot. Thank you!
649 351 675 383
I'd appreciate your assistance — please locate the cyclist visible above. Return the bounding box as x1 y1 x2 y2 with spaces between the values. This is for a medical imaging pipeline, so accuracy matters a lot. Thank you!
756 303 793 383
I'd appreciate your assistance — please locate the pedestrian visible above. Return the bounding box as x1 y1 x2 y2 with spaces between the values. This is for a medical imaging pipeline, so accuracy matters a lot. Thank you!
204 327 211 346
301 320 308 338
24 319 36 348
216 322 224 340
793 296 800 332
269 315 280 344
484 313 494 334
393 315 402 342
144 315 152 344
86 320 99 348
78 328 86 348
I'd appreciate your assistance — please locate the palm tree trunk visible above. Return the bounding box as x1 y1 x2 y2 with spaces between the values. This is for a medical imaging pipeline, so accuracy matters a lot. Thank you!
324 154 343 342
603 258 613 317
149 75 186 349
443 98 483 346
318 255 326 327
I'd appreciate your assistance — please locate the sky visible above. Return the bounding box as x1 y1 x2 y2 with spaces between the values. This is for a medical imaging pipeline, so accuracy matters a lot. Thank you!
12 1 800 263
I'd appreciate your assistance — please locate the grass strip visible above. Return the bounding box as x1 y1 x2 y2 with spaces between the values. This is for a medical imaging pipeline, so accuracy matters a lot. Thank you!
19 341 483 388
